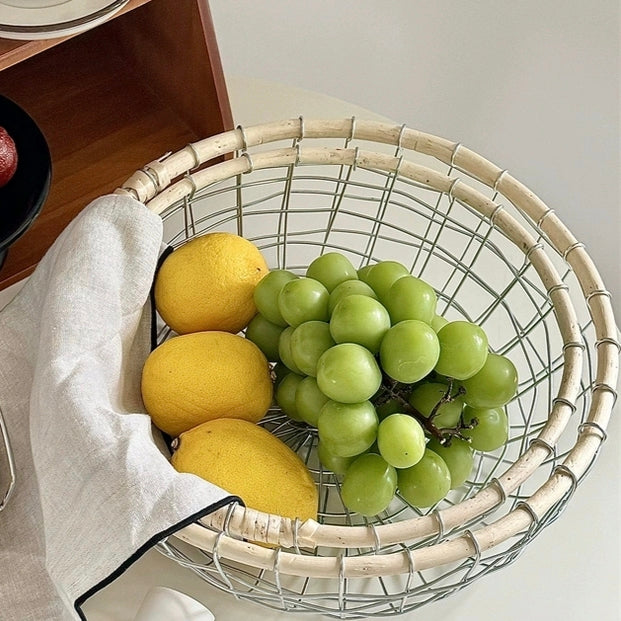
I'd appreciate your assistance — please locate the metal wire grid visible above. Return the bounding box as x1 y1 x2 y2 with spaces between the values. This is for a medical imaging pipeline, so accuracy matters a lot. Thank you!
144 124 614 617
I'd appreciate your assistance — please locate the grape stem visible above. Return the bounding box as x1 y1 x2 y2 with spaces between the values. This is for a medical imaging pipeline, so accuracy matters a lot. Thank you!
376 375 475 445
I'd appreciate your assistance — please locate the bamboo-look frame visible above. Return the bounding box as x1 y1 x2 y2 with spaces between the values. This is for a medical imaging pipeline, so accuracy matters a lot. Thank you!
116 118 619 579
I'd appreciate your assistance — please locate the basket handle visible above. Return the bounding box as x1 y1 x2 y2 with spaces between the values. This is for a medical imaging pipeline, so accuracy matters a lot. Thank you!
200 504 322 549
114 118 461 205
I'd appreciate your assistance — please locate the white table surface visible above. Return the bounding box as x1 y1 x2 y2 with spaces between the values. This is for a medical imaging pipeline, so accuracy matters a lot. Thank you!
2 78 619 621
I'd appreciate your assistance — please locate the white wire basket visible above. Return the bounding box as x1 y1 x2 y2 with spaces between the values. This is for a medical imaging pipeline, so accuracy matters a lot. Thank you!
116 118 619 618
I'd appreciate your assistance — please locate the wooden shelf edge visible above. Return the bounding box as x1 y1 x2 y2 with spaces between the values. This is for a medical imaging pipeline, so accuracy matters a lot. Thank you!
198 0 234 133
0 263 34 289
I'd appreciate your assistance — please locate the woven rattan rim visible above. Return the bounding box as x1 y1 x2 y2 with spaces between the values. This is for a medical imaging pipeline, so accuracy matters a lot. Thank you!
117 118 619 578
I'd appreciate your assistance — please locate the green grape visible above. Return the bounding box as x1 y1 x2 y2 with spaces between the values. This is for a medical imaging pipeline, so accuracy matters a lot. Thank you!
426 437 474 489
278 277 330 327
360 260 410 301
245 313 285 361
461 405 508 451
340 453 397 516
384 275 437 325
290 321 335 377
317 441 357 475
434 321 489 380
357 264 374 281
253 269 298 326
295 376 330 426
306 252 358 292
329 294 391 354
397 448 451 508
408 382 464 429
317 400 378 457
328 279 378 314
377 413 426 469
278 326 304 374
275 372 305 421
431 314 449 332
316 343 382 403
379 320 440 383
461 352 518 408
375 398 402 421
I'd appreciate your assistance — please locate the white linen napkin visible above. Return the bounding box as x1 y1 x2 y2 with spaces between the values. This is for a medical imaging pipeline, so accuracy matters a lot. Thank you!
0 195 237 620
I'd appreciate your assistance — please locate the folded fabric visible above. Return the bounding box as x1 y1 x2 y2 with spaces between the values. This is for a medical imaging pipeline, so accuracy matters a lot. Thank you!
0 195 237 620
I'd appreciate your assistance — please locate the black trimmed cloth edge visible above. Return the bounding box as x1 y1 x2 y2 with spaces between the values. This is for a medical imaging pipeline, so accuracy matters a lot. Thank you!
150 244 174 351
73 495 243 619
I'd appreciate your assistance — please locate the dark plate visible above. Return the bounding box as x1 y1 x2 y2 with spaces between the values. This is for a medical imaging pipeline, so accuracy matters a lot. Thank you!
0 94 51 267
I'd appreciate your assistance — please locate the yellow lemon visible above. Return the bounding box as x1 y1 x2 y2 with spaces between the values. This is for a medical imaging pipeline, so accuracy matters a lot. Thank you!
141 331 273 437
172 418 318 522
154 232 269 334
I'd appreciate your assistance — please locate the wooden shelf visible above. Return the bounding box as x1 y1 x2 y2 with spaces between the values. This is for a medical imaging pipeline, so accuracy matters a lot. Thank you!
0 0 152 70
0 0 232 289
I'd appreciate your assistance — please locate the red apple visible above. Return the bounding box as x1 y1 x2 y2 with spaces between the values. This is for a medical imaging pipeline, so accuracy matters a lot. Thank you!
0 126 18 188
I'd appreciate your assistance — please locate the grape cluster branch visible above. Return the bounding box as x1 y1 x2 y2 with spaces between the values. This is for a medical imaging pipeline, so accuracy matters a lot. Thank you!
375 375 475 445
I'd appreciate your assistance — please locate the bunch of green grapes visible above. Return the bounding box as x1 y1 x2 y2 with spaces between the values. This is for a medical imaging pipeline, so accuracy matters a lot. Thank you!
246 252 518 517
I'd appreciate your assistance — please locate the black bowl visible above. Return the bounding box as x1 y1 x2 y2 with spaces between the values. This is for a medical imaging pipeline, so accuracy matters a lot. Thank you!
0 94 51 270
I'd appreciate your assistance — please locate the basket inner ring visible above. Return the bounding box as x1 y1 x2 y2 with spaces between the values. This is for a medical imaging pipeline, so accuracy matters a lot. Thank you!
120 119 618 581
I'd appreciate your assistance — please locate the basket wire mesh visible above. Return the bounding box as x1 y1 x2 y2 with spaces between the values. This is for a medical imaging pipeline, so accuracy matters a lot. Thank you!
118 118 618 618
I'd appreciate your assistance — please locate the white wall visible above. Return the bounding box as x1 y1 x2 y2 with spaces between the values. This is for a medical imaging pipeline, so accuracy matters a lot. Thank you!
209 0 620 305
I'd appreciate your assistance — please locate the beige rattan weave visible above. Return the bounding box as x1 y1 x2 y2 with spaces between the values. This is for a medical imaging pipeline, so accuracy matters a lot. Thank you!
117 118 619 617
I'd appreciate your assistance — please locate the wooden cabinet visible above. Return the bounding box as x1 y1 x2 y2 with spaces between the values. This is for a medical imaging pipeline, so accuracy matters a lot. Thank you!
0 0 233 289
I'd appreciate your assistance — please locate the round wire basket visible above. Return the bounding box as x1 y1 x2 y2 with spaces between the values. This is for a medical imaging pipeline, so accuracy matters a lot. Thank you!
116 118 619 618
